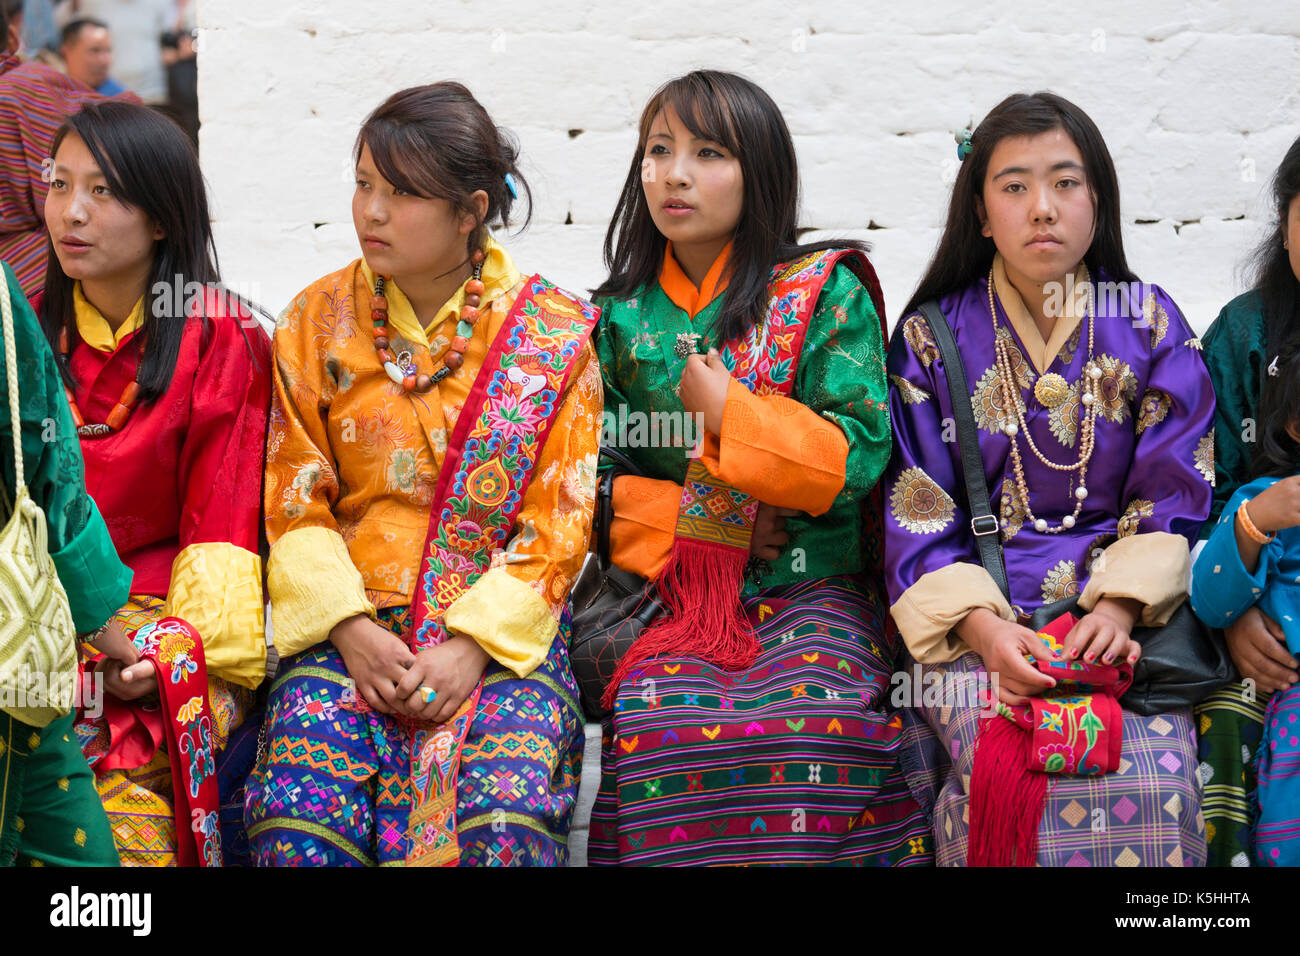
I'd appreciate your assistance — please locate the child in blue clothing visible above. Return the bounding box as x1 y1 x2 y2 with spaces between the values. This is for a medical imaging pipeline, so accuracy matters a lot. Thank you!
1193 349 1300 865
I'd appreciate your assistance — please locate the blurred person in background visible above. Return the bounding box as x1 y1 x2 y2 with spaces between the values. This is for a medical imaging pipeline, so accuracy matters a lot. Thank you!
160 0 195 143
60 17 125 94
19 0 63 56
0 0 135 298
63 0 170 104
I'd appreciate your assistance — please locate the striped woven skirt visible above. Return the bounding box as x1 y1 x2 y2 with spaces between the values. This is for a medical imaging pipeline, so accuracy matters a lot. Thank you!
1195 682 1266 866
588 576 933 866
899 651 1207 867
244 608 585 866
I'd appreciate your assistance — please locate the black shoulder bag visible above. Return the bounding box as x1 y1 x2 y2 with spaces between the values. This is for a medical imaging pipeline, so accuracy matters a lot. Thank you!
567 447 665 720
917 300 1235 716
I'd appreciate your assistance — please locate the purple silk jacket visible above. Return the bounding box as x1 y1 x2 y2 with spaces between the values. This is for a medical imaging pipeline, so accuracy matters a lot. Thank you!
883 270 1215 623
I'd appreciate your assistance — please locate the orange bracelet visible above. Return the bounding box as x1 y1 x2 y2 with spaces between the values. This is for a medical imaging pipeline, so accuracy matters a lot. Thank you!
1237 501 1276 545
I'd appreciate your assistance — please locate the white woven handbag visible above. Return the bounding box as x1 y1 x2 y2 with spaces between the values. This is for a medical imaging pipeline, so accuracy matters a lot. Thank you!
0 275 77 727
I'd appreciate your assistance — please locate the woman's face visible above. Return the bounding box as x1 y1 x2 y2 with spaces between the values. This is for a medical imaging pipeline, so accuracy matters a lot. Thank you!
351 143 476 281
640 105 744 259
44 133 161 286
978 128 1097 287
1286 192 1300 284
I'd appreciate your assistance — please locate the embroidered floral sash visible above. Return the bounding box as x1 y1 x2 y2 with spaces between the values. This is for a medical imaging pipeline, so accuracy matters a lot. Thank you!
402 276 597 866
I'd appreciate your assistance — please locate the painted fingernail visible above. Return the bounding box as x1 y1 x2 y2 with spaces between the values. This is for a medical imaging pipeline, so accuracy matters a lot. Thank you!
1103 653 1113 663
1084 653 1094 662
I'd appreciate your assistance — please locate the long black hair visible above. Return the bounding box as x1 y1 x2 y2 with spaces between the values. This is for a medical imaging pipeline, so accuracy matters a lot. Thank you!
903 91 1137 318
39 101 251 403
1254 350 1300 477
355 82 532 257
593 70 867 345
1249 134 1300 476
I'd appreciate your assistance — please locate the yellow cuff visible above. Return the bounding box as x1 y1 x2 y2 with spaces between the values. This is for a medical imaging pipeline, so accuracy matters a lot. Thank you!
1077 531 1190 627
165 542 266 688
890 562 1014 664
443 567 557 678
267 526 376 660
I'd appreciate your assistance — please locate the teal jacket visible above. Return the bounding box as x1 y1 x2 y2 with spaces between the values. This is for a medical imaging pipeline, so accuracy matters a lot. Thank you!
0 262 131 631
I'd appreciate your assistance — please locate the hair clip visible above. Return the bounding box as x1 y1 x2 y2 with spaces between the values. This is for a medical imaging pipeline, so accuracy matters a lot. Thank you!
1268 354 1280 377
955 128 974 162
504 172 519 199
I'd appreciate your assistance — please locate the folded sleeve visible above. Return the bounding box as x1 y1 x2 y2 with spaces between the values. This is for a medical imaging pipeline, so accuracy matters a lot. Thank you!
167 314 272 686
1191 480 1276 630
889 561 1014 663
698 263 889 514
695 380 848 515
267 526 374 660
609 473 679 579
1077 532 1191 627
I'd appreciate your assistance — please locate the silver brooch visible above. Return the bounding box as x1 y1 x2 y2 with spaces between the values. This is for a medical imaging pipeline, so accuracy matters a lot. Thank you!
673 332 702 359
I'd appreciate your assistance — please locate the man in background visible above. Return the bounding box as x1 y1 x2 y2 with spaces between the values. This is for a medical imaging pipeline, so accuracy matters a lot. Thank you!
60 17 123 94
65 0 170 104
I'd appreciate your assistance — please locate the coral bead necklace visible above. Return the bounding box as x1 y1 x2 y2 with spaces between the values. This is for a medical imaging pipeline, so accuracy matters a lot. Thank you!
58 326 141 438
370 249 486 393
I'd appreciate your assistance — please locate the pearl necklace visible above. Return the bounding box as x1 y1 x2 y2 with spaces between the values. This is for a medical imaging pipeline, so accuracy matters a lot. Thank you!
987 266 1102 534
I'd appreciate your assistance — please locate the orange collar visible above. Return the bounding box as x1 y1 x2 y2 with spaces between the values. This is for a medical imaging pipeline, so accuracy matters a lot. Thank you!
658 241 732 318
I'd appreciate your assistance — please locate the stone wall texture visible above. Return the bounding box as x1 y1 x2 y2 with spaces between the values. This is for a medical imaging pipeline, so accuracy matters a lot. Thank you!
198 0 1300 331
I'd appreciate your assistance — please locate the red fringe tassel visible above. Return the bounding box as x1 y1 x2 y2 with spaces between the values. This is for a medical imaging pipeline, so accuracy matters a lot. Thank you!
967 714 1050 867
600 537 758 712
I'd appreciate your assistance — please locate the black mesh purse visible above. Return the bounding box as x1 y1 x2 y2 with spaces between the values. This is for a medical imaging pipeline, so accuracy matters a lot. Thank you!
568 448 665 720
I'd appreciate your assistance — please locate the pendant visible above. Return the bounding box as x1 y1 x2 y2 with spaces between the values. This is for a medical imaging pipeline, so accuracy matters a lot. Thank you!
77 424 113 438
1033 372 1071 408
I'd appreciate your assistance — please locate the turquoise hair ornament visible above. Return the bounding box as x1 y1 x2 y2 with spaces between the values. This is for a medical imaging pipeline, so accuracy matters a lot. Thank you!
955 128 973 161
504 172 519 199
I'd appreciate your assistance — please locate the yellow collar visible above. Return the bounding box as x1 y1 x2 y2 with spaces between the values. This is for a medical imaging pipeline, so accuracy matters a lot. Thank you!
359 236 522 348
991 253 1090 374
74 283 145 353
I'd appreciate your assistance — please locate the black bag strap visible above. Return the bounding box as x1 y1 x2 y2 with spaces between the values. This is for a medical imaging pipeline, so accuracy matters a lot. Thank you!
595 446 645 573
916 300 1012 603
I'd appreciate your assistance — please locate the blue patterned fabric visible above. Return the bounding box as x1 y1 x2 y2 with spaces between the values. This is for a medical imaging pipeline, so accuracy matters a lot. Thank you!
215 695 265 867
243 608 585 866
